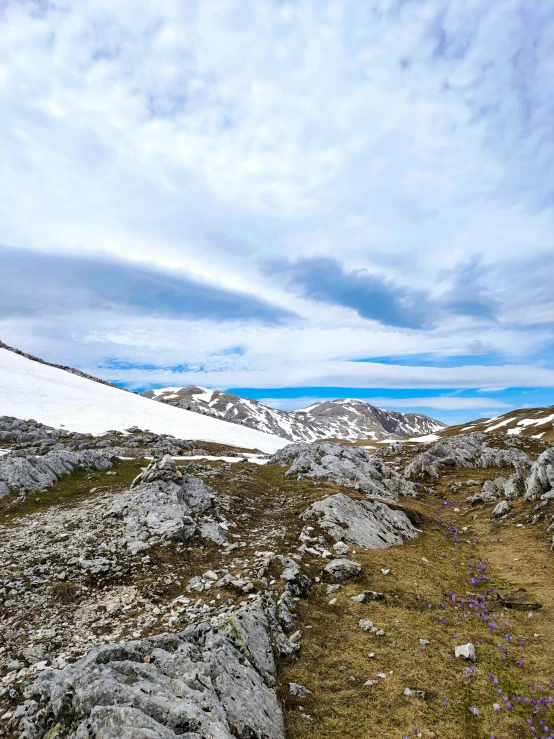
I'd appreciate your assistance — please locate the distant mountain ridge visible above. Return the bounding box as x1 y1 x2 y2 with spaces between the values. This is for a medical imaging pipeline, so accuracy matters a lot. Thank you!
435 405 554 443
141 386 447 442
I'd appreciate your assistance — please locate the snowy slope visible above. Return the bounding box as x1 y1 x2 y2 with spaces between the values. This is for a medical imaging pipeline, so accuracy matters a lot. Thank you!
439 406 554 443
142 386 446 442
0 349 288 453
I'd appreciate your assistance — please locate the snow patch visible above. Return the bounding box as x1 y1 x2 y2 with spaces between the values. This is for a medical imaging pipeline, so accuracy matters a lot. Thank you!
0 349 288 454
407 433 441 443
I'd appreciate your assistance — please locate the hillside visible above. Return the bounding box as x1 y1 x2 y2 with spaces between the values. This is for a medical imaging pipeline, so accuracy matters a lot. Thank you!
438 406 554 442
0 348 287 454
141 386 446 442
2 426 554 739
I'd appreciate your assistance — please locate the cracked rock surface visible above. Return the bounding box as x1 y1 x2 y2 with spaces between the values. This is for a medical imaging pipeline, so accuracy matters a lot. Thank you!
301 493 418 549
404 433 531 480
0 450 112 498
20 596 285 739
270 442 418 501
525 448 554 501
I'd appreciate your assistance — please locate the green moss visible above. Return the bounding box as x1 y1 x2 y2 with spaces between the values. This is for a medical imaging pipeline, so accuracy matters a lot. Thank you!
44 725 64 739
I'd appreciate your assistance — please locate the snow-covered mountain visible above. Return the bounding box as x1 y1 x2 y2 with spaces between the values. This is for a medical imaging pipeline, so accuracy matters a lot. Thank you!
141 386 446 442
0 348 287 453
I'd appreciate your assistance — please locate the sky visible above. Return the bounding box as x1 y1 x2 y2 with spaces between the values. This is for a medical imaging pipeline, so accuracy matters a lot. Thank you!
1 0 554 425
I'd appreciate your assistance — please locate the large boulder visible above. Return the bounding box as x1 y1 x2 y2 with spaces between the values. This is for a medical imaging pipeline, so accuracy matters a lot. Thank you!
24 598 285 739
301 493 418 549
525 448 554 501
108 459 217 549
270 442 417 501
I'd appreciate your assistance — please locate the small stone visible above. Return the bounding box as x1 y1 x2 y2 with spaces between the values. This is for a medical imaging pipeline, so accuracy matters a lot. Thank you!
359 619 374 631
289 682 311 697
404 687 425 699
454 643 476 661
381 568 391 576
332 541 350 556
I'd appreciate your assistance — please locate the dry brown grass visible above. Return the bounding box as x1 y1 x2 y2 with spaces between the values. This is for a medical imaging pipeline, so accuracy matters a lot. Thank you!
280 469 554 739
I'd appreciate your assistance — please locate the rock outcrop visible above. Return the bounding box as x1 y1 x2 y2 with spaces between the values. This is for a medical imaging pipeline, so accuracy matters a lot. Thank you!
18 597 285 739
0 449 112 498
107 456 228 552
525 448 554 501
0 416 200 459
270 442 418 501
467 469 527 505
404 433 531 480
301 493 419 549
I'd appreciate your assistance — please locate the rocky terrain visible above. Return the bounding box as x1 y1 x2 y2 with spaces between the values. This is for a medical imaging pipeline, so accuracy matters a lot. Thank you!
2 415 554 739
141 386 446 442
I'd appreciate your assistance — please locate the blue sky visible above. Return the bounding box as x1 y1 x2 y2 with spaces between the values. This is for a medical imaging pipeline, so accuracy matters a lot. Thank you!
1 0 554 425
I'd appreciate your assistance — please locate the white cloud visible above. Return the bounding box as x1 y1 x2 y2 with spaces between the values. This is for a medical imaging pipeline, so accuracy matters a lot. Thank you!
0 0 553 402
362 397 511 411
257 395 511 412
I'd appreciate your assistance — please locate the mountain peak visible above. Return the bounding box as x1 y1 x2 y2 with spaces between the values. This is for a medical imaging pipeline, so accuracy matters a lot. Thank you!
142 386 446 442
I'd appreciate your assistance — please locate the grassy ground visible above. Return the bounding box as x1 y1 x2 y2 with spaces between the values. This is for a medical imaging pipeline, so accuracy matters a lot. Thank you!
281 467 554 739
0 458 147 526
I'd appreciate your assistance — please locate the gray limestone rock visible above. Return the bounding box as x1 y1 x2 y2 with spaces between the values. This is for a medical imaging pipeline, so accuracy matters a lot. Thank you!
289 683 311 697
270 442 418 501
525 448 554 501
25 598 285 739
492 499 512 518
404 433 531 480
351 591 384 603
455 643 476 660
301 493 418 549
324 558 361 580
0 449 112 497
503 470 527 500
467 479 500 504
108 458 218 549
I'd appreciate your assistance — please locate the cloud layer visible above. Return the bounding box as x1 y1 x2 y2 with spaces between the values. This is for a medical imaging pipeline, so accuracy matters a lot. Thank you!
0 0 553 422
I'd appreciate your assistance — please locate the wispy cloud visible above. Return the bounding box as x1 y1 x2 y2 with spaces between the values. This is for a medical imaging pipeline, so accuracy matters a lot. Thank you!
0 0 553 423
